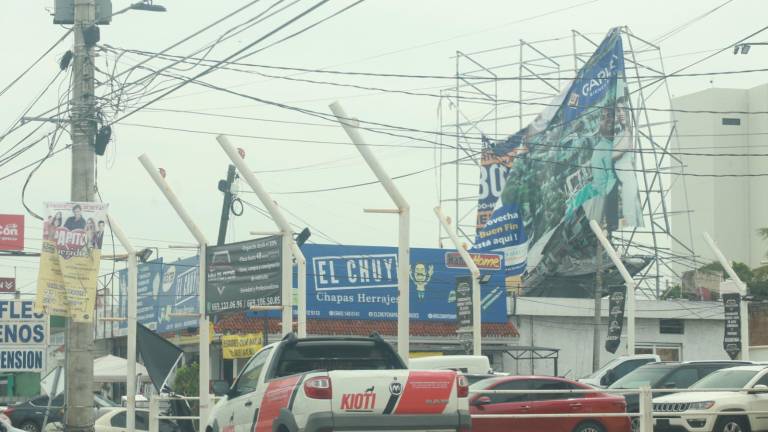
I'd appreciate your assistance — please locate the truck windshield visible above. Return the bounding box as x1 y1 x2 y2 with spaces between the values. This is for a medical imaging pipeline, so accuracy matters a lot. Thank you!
690 370 758 390
581 357 623 379
273 340 405 377
610 366 674 389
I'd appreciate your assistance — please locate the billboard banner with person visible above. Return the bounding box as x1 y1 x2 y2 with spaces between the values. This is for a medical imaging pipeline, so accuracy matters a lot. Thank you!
475 28 645 296
35 201 108 322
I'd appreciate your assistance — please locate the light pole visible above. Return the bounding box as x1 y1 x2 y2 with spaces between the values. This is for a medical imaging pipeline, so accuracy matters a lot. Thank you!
64 1 164 431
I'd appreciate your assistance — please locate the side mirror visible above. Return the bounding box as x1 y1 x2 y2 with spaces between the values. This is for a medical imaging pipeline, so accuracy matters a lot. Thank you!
211 380 230 397
663 382 676 389
748 384 768 394
472 396 492 407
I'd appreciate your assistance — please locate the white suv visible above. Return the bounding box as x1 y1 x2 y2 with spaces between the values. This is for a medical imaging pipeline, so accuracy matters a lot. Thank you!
652 365 768 432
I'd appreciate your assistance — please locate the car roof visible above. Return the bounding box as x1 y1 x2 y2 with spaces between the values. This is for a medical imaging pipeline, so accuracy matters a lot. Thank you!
644 360 751 367
712 365 768 372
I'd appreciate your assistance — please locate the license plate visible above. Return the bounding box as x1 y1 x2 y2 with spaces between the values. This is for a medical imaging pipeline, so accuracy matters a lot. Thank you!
656 419 670 427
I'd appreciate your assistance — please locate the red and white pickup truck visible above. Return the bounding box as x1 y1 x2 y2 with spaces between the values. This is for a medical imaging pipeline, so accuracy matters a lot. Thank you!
207 333 471 432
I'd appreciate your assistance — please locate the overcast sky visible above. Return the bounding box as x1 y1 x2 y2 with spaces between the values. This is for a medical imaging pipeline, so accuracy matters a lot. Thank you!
1 0 767 293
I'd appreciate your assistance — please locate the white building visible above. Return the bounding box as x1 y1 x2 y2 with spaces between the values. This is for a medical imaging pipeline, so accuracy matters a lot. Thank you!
671 83 768 269
503 297 727 379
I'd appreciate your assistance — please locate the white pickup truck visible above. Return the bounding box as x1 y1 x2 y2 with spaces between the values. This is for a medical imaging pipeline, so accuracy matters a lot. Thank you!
207 333 471 432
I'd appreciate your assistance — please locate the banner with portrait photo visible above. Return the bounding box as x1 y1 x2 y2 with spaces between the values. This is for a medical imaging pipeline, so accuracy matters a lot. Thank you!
35 202 109 322
475 27 646 297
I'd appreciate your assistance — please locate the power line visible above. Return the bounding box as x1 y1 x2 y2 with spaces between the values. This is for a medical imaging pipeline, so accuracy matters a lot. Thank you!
109 0 344 125
652 0 737 44
111 47 768 81
0 29 72 99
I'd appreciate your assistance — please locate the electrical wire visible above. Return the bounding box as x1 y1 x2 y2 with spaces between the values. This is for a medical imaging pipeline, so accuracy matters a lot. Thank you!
109 0 341 125
110 47 768 81
0 29 72 99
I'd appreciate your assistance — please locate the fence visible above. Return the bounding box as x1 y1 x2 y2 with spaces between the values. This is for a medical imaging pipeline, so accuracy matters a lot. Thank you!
147 387 768 432
470 386 768 432
148 394 217 432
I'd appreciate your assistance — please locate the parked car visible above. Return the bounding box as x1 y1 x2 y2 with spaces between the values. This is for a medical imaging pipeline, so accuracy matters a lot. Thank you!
578 355 661 388
1 394 118 432
469 375 631 432
652 365 768 432
0 416 24 432
43 408 179 432
608 361 751 430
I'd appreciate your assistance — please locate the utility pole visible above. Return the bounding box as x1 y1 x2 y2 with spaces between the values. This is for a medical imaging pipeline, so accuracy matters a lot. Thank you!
216 165 237 246
68 0 97 431
593 227 604 372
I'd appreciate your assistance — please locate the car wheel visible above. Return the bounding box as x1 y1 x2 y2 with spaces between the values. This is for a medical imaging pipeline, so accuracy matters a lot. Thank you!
715 416 750 432
630 417 639 432
573 421 606 432
19 421 40 432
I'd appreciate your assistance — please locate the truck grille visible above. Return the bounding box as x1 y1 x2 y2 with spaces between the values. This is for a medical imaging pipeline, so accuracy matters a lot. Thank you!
653 403 690 412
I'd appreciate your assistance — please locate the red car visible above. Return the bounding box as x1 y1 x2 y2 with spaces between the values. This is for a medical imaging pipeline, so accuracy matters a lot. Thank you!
470 375 631 432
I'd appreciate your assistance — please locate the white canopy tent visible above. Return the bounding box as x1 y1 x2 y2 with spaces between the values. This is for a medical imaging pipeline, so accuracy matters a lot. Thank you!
41 355 151 395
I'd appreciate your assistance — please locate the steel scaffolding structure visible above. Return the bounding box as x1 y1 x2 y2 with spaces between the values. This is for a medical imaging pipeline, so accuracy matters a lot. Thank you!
437 27 698 299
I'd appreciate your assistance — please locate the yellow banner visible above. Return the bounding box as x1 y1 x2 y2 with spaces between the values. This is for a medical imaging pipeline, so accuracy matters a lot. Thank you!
222 333 263 359
35 202 108 322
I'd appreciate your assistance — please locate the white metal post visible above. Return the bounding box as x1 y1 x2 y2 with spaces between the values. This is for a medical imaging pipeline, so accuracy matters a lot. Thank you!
638 385 653 432
589 220 636 355
106 216 137 432
329 102 411 363
149 395 159 432
217 135 300 336
434 207 481 355
138 154 212 425
291 243 307 338
703 232 750 360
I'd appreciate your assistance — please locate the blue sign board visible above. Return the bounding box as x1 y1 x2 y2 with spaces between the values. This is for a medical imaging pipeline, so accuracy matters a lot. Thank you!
299 244 507 322
119 256 200 333
120 245 509 328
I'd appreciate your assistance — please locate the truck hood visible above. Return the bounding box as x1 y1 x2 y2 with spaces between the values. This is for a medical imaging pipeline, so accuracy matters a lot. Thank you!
653 391 738 403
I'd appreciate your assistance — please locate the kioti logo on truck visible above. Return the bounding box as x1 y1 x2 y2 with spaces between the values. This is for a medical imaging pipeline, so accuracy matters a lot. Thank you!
340 387 376 412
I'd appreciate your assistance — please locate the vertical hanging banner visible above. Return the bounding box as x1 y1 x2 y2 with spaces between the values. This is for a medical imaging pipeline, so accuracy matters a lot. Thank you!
455 276 473 329
206 236 282 314
722 292 741 360
605 285 626 354
0 214 24 251
35 202 108 322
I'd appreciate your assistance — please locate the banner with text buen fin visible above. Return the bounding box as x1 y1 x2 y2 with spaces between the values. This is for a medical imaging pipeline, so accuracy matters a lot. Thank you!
475 27 646 297
35 202 108 322
473 203 528 277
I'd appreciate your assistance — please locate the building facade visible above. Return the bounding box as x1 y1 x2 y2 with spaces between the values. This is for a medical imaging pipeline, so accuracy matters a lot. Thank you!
671 83 768 269
509 297 728 379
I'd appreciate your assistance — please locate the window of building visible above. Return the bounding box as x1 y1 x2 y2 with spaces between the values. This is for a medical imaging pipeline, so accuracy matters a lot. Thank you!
636 343 682 361
660 319 684 334
722 118 741 126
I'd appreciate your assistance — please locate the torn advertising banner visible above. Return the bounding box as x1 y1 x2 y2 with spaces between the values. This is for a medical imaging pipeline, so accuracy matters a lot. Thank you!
205 236 282 314
473 203 528 276
475 27 645 296
35 202 108 322
222 333 264 359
